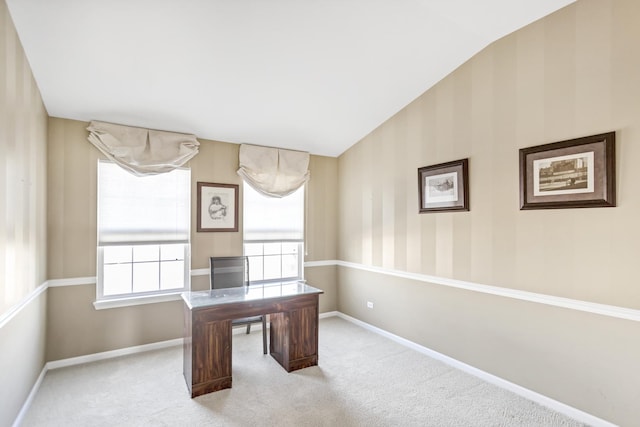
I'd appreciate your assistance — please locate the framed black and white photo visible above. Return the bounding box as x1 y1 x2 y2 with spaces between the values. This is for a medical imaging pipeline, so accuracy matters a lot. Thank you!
519 132 615 210
418 158 469 213
197 182 239 232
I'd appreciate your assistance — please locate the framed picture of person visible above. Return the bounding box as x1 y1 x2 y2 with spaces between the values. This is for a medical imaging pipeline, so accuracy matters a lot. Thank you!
197 182 239 232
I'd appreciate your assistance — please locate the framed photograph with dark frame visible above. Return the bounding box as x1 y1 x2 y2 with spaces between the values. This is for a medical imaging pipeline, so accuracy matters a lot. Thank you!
519 132 615 210
418 158 469 213
197 182 239 232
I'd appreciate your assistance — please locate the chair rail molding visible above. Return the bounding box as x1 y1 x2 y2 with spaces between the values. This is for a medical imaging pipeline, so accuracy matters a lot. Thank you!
7 261 638 324
335 260 640 323
0 282 48 329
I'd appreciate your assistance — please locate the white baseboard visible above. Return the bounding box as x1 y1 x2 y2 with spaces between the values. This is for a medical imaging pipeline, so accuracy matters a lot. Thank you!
11 363 48 427
319 311 339 319
15 322 277 424
15 316 336 423
13 337 184 426
334 312 617 427
15 311 616 427
46 338 184 370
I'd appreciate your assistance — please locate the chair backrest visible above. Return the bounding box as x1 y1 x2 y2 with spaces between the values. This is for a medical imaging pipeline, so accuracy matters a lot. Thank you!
209 256 249 290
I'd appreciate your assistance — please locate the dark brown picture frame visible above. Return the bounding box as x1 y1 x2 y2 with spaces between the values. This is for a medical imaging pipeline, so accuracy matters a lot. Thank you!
519 132 615 210
418 158 469 213
197 182 239 232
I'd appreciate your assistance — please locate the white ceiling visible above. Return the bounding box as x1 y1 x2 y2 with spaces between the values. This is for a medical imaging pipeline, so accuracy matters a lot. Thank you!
7 0 575 157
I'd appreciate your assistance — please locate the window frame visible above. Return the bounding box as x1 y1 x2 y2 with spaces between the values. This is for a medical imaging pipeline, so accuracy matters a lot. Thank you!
96 243 191 302
242 184 305 284
243 240 304 284
95 161 191 306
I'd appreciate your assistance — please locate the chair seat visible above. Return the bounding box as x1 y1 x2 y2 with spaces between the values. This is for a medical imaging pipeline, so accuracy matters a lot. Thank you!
232 316 264 326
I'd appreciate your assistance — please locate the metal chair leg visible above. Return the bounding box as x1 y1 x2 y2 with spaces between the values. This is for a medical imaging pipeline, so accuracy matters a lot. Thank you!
262 317 267 354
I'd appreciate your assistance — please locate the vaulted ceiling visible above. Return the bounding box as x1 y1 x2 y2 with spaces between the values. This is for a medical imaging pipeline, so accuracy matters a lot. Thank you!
7 0 575 156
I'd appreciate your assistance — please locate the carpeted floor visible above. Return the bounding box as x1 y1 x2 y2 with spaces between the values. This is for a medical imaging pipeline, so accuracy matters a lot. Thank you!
21 317 588 427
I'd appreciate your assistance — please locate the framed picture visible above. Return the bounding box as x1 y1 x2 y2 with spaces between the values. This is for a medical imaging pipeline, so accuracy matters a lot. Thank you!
418 158 469 213
519 132 615 210
197 182 239 232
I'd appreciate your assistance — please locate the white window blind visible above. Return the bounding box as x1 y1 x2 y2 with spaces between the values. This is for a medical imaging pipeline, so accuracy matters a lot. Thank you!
97 161 190 246
243 183 304 242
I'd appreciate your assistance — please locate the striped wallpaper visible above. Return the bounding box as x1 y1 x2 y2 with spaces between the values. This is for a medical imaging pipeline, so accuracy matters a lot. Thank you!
0 0 48 317
338 0 640 311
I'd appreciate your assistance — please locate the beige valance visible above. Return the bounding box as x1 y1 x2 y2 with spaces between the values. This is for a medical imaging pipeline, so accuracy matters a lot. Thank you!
237 144 310 197
87 121 200 176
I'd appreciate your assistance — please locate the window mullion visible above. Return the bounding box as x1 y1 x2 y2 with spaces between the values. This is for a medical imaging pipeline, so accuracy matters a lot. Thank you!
157 245 162 292
129 246 134 294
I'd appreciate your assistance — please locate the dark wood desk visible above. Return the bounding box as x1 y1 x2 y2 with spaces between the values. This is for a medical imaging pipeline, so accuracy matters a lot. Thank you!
182 282 324 398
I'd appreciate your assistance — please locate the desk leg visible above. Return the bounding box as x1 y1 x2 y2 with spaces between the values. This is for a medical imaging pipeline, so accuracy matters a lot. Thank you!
187 315 233 398
270 295 319 372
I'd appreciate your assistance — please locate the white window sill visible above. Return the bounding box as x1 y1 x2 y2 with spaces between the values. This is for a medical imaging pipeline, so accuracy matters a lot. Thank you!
93 291 185 310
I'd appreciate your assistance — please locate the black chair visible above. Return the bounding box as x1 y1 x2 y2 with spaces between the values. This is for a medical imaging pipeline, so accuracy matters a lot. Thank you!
209 256 267 354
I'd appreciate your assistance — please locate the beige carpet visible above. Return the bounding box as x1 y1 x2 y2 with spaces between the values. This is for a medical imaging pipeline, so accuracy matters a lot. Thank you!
21 317 588 427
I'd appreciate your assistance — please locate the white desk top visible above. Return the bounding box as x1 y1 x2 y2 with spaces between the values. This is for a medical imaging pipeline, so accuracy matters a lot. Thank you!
181 281 323 310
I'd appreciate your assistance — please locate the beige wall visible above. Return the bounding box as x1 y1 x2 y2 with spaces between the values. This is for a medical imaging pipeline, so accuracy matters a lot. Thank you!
0 0 48 425
337 0 640 425
46 117 338 360
339 0 640 307
0 291 47 427
46 285 183 361
8 0 639 424
0 0 48 316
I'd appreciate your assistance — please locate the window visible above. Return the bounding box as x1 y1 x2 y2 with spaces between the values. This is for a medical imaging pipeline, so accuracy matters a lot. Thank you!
97 161 190 301
243 184 304 283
